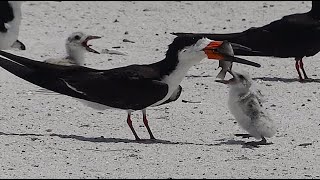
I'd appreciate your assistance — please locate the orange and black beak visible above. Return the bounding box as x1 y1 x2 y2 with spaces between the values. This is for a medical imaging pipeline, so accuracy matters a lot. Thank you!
82 35 102 54
203 41 261 68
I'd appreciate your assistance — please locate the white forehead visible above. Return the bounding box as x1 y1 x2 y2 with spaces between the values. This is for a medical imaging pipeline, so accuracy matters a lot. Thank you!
177 37 213 64
192 37 212 50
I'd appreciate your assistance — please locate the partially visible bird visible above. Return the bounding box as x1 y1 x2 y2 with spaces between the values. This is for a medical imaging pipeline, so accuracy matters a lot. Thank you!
0 36 260 140
0 1 25 50
44 31 101 66
172 1 320 81
215 70 276 147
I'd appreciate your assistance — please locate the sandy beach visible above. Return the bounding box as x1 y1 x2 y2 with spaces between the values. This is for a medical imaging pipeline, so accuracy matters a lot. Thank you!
0 1 319 178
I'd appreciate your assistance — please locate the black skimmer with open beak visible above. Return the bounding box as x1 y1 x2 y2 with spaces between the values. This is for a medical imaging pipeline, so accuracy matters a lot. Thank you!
0 36 260 140
44 32 101 66
0 1 25 50
215 70 276 147
173 1 320 81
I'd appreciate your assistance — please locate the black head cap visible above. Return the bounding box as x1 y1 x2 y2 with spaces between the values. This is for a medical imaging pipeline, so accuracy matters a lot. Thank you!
165 36 203 58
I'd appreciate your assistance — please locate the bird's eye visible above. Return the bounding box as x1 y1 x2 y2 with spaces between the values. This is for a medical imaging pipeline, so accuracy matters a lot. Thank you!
239 75 245 79
74 35 81 40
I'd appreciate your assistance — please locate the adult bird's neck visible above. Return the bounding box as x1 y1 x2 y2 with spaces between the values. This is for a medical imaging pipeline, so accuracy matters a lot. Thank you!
152 55 179 78
154 54 198 89
149 54 195 107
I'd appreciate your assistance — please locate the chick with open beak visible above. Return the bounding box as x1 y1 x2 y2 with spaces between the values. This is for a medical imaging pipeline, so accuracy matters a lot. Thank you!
80 34 101 54
44 32 101 66
67 32 101 54
215 70 276 147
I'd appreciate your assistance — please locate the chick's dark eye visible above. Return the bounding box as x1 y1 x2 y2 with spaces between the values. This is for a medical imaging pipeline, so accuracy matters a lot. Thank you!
239 75 244 79
74 35 81 40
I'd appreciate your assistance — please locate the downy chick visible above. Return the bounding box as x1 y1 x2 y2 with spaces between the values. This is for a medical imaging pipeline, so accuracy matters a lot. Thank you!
44 31 101 66
216 70 276 146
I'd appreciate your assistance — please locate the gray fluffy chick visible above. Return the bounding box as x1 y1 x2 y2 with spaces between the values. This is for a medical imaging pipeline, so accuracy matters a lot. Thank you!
216 70 276 147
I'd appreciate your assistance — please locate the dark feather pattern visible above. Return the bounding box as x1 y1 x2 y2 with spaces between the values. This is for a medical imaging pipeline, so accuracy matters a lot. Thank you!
0 1 14 32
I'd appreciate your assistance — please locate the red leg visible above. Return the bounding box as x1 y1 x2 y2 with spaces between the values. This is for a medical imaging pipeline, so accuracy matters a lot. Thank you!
295 58 303 81
127 113 140 140
142 109 155 140
299 59 309 79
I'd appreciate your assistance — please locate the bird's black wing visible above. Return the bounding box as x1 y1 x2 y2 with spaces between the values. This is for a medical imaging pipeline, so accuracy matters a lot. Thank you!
60 65 169 110
172 12 320 57
0 1 14 32
158 85 182 106
0 50 168 110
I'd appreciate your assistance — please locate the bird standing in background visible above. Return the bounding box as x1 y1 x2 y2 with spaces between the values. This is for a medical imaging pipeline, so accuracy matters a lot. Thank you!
173 1 320 81
0 1 25 50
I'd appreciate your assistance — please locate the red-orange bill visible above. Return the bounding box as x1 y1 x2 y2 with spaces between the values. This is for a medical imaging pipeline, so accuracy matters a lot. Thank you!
203 41 261 67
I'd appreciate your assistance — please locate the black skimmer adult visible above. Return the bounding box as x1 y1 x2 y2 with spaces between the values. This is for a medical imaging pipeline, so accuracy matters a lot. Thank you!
0 36 260 140
0 1 25 50
172 1 320 81
44 32 101 66
216 71 276 147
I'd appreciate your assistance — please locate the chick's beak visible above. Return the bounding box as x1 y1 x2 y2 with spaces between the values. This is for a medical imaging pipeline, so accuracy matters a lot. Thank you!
86 35 102 41
82 35 102 54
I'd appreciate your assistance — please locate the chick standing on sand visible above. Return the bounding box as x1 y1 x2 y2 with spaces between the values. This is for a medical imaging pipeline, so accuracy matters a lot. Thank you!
216 70 276 146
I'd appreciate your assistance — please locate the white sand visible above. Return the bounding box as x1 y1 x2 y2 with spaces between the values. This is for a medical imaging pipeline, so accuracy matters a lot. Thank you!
0 1 319 178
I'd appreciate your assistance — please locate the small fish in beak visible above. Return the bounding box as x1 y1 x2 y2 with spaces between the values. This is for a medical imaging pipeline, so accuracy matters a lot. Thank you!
203 40 261 68
216 41 233 80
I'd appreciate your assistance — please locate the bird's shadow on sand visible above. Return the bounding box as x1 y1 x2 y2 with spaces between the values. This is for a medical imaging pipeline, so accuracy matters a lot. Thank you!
253 77 320 83
0 131 216 146
0 131 261 148
213 138 261 149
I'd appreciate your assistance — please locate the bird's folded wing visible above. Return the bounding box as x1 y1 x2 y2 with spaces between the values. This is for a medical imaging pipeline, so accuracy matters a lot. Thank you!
0 50 98 73
0 50 167 110
240 94 262 119
60 65 169 110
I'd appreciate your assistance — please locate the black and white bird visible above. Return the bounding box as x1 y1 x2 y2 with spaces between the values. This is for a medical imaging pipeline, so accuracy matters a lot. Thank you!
215 71 276 147
44 32 101 66
0 1 25 50
0 36 260 140
173 1 320 81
